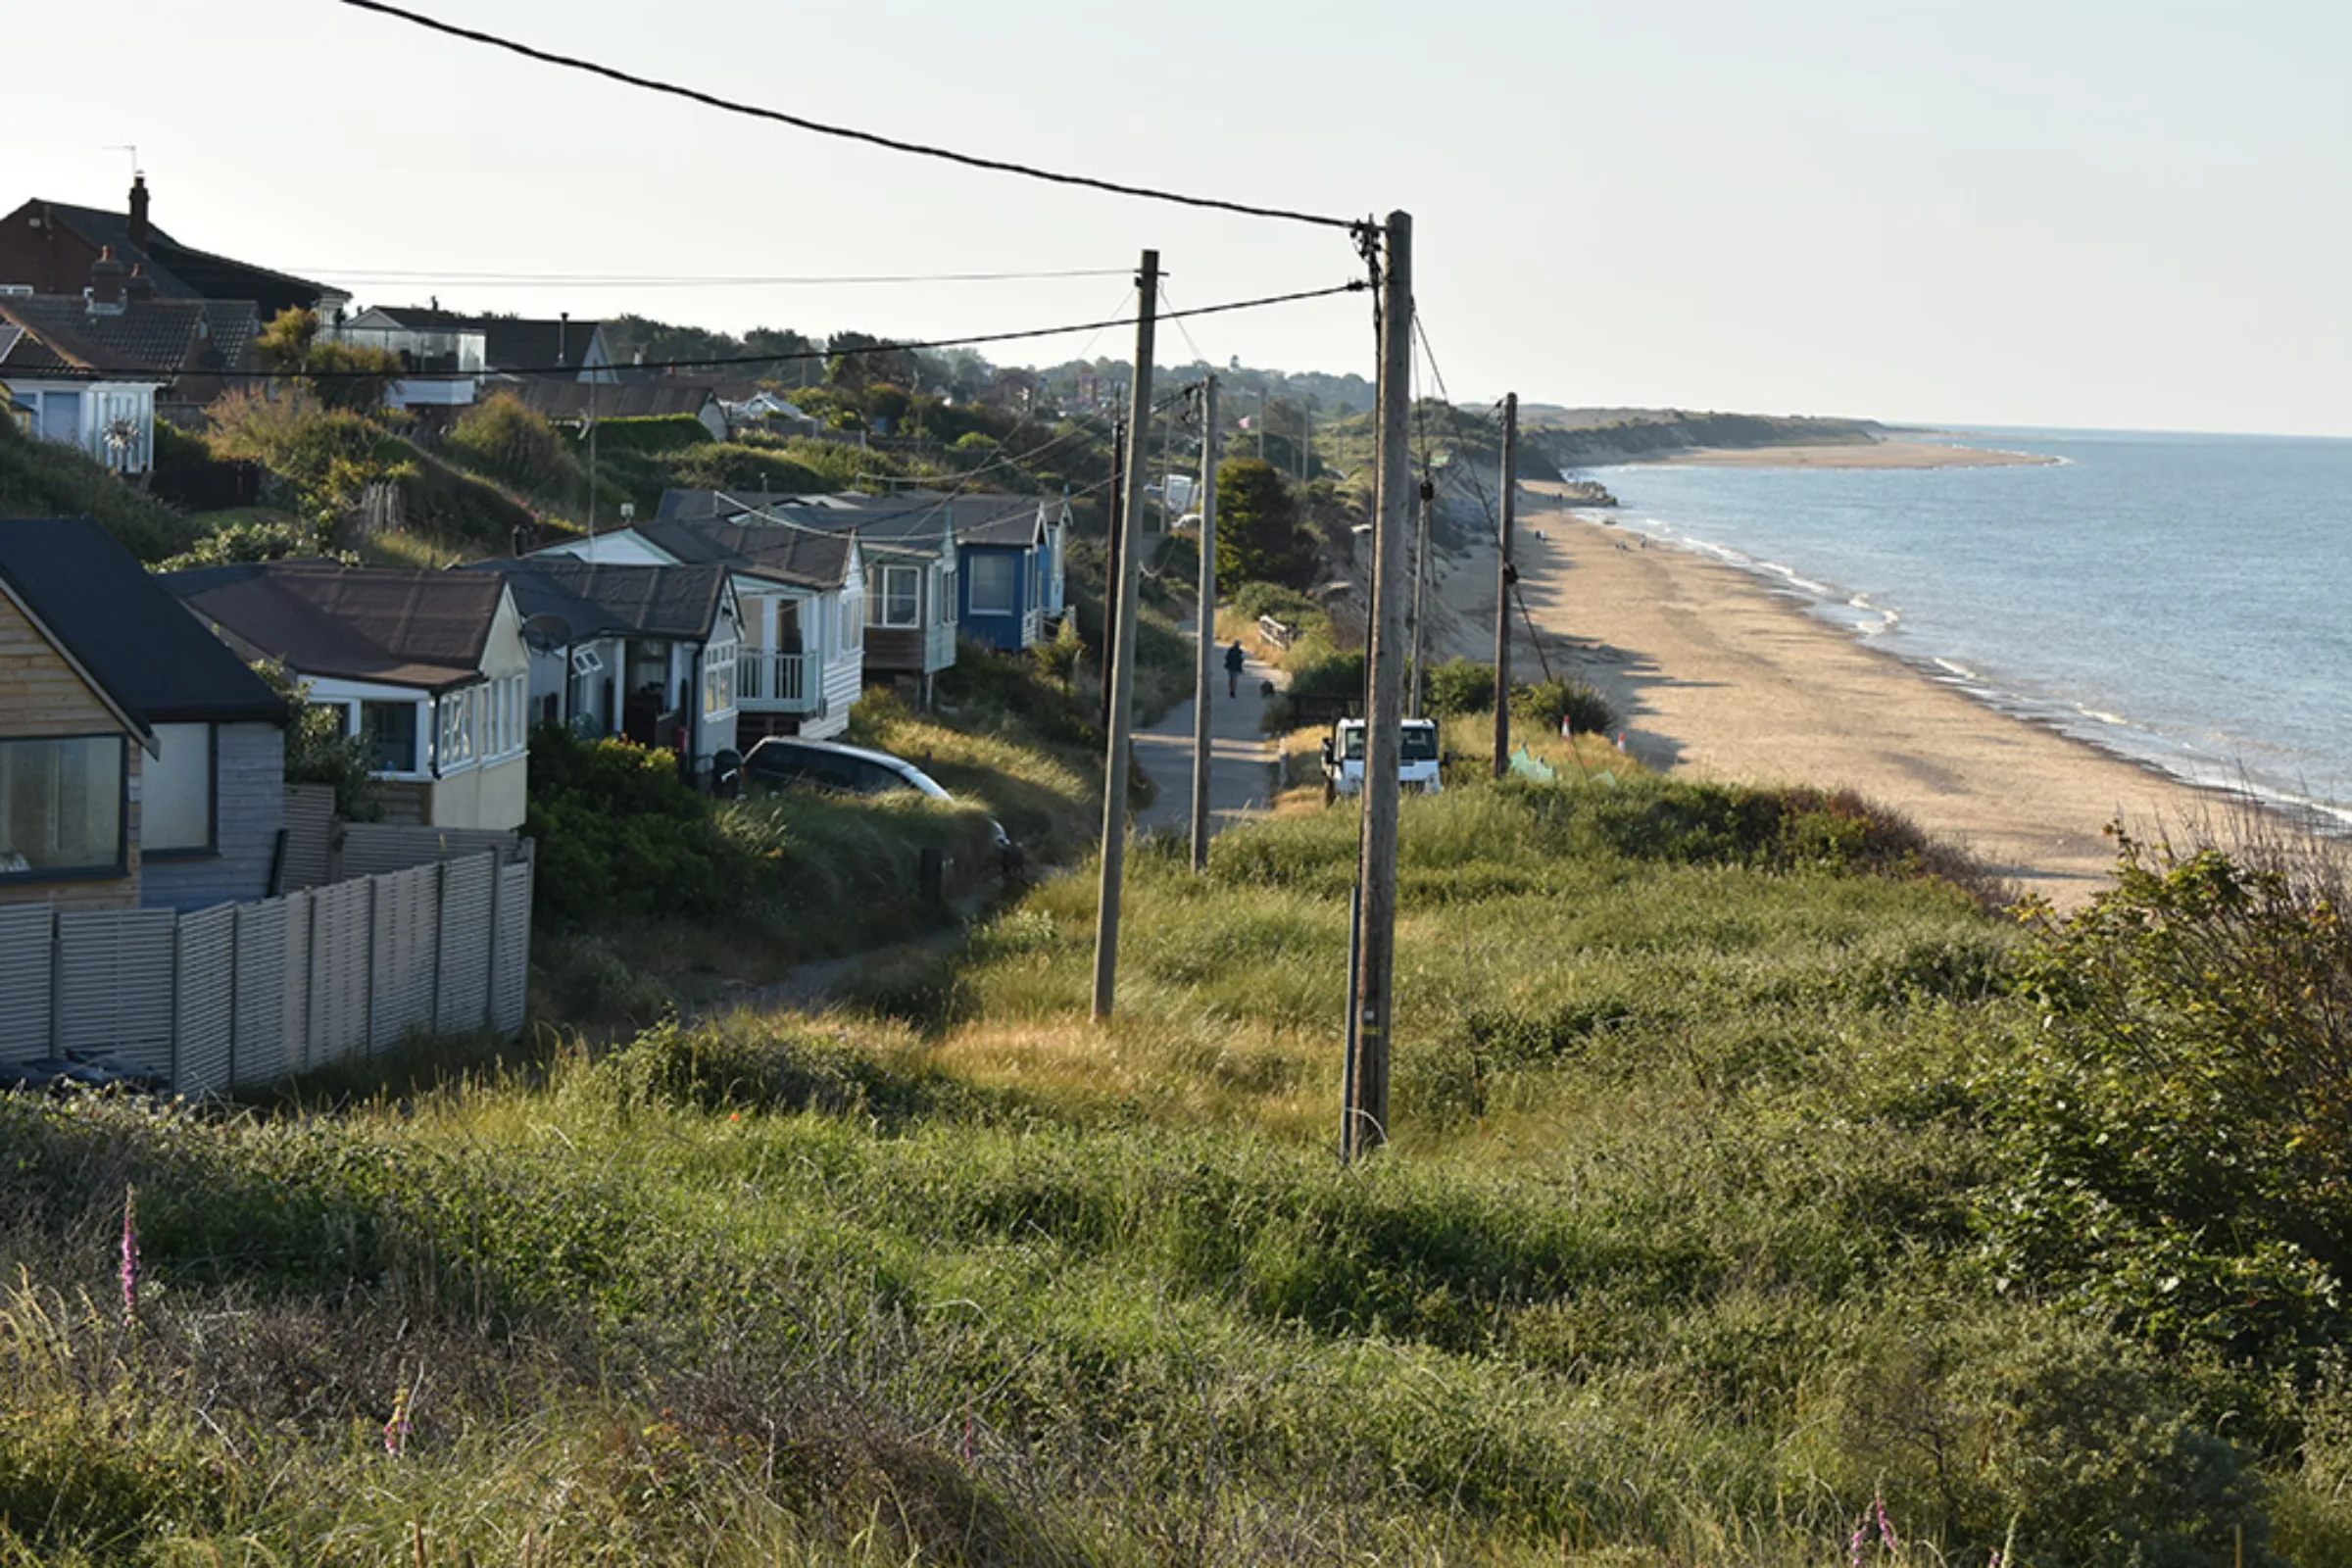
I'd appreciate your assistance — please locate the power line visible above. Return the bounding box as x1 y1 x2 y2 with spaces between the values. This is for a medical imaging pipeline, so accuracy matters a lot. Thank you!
336 0 1366 236
55 280 1365 381
289 266 1134 289
1412 315 1556 684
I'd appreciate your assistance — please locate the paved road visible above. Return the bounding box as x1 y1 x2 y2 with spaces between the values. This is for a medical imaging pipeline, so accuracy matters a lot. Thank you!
1134 629 1286 838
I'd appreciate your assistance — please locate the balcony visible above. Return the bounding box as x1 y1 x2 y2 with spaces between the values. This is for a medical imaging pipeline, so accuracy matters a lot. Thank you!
738 649 814 710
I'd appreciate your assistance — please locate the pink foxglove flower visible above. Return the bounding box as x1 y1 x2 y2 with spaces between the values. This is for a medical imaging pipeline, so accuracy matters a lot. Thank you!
120 1186 140 1330
385 1387 412 1458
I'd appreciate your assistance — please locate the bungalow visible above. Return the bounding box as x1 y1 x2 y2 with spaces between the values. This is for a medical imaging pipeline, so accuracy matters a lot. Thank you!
658 490 962 705
834 491 1069 653
532 520 863 742
461 557 742 772
164 564 531 832
325 308 616 410
0 517 287 911
0 253 261 473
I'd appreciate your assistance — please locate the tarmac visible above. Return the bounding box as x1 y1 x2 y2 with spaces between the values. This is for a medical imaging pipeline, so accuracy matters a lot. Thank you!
1132 625 1287 839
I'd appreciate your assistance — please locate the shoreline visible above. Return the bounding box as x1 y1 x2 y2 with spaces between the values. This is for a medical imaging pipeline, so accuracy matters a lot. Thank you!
1618 438 2058 470
1435 481 2231 906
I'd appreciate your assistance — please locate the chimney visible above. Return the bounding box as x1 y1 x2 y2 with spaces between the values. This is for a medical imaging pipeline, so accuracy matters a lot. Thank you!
127 173 151 251
124 263 156 304
88 245 127 313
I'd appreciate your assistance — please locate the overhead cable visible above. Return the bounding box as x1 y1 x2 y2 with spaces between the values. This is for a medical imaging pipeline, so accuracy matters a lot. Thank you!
335 0 1365 235
62 280 1365 381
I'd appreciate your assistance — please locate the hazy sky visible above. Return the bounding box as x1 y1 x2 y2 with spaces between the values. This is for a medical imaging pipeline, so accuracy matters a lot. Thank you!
15 1 2349 435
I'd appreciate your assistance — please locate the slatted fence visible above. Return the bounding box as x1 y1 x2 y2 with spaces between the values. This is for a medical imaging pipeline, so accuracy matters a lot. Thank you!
0 848 533 1094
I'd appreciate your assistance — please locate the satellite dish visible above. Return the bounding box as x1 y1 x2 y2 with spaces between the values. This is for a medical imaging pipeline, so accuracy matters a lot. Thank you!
521 612 573 655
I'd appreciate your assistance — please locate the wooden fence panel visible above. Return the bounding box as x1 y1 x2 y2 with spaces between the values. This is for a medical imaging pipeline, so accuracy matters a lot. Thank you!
369 865 437 1053
54 910 174 1078
491 860 532 1035
435 855 496 1034
232 900 290 1088
280 890 312 1073
307 879 373 1067
0 906 54 1063
173 906 236 1095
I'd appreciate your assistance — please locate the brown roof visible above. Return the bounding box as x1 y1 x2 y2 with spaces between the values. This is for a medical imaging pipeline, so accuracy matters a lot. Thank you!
161 562 508 692
0 294 258 384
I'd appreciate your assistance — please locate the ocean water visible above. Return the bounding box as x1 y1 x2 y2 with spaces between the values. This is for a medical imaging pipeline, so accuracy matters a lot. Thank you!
1584 428 2352 825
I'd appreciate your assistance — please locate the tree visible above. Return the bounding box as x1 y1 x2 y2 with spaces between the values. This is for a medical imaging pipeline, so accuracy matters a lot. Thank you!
255 309 403 413
1214 458 1314 589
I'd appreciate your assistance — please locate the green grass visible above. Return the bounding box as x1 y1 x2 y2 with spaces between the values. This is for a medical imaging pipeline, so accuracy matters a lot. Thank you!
7 767 2348 1563
0 417 198 561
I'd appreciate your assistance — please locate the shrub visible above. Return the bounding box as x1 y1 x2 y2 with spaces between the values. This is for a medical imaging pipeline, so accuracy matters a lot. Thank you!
1422 657 1497 716
0 416 197 562
444 394 581 500
1511 676 1614 736
1975 829 2352 1372
524 726 748 924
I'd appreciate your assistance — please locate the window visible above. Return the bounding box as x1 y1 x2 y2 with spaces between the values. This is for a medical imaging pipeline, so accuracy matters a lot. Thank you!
144 722 215 854
839 589 863 652
0 736 123 878
938 566 958 624
482 673 528 760
868 564 922 628
968 555 1017 615
435 689 475 771
362 701 417 773
703 642 738 716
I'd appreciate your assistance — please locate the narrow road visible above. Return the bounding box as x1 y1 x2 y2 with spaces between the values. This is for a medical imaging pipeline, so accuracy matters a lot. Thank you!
1133 626 1286 837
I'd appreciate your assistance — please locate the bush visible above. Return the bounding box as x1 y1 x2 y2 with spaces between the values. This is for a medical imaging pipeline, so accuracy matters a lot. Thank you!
1423 657 1497 716
444 394 581 501
524 727 749 924
1511 676 1614 736
0 416 197 562
1975 829 2352 1372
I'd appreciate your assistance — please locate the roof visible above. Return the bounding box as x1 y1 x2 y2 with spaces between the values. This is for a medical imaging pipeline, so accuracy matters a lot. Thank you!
162 563 509 692
463 558 733 643
0 517 286 728
657 487 1049 550
496 380 717 421
0 294 255 383
12 198 340 319
632 520 857 590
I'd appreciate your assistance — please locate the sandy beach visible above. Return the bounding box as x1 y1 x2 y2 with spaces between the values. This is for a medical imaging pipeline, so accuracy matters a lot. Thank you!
1429 480 2222 906
1638 438 2057 469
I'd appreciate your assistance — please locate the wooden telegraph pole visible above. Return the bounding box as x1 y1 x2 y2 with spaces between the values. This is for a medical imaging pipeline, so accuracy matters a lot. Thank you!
1100 416 1127 732
1345 212 1411 1160
1190 374 1220 871
1493 392 1517 779
1408 476 1432 718
1092 250 1159 1021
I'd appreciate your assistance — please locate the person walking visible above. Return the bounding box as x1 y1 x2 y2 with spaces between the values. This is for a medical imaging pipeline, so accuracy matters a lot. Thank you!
1225 639 1247 699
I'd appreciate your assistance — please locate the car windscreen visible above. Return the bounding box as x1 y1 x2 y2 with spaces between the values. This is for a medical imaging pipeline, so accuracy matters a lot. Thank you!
1401 726 1440 761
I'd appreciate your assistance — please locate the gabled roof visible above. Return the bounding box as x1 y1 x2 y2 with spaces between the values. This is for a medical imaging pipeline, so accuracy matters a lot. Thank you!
0 294 256 383
633 520 857 590
657 487 1047 550
8 198 340 319
463 558 733 643
499 381 717 421
163 562 508 693
0 517 286 730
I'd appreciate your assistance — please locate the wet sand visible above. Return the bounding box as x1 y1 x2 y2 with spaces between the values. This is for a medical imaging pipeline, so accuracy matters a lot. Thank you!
1435 481 2220 906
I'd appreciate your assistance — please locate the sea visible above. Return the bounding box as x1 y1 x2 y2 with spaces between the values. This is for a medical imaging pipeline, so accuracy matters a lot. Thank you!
1580 427 2352 828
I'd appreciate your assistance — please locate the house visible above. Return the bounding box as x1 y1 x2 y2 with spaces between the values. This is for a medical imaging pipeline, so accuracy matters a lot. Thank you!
461 557 742 771
531 520 863 742
325 307 616 409
657 490 964 704
163 564 531 832
0 517 288 911
0 174 348 322
822 490 1070 653
0 253 261 473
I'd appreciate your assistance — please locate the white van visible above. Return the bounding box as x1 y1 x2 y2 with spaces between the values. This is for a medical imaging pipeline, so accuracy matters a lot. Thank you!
1321 717 1444 801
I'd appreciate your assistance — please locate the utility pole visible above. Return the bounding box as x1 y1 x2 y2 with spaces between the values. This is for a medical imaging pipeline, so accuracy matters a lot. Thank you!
1346 211 1411 1162
1494 392 1518 779
1100 416 1126 731
1092 250 1159 1022
1190 375 1219 871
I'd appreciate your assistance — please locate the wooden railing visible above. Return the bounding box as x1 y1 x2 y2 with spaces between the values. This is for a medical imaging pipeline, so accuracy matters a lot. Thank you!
737 650 809 706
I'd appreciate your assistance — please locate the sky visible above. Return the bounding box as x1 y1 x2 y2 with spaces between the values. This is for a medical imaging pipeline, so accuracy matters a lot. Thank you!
13 1 2350 436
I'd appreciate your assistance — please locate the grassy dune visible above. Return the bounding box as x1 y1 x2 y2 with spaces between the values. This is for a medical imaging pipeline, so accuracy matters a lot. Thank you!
7 774 2352 1563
